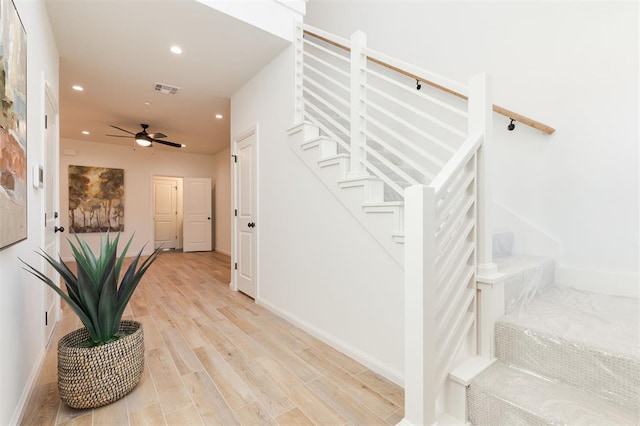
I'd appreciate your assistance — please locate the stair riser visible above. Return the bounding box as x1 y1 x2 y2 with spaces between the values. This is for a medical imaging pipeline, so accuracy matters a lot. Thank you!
468 386 549 426
289 122 320 140
339 179 384 203
319 140 337 158
358 211 403 238
363 205 404 233
503 260 555 314
495 321 640 411
300 138 338 158
494 255 555 314
318 156 348 180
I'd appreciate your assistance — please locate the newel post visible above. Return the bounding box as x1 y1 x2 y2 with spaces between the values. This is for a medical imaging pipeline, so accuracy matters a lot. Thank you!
348 30 368 178
293 23 304 124
403 185 437 426
468 73 497 276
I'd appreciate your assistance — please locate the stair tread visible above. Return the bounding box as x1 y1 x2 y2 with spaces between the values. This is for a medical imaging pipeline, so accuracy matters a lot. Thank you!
318 153 350 160
494 254 554 277
469 361 638 425
305 135 335 143
499 285 640 358
338 175 381 182
362 201 404 207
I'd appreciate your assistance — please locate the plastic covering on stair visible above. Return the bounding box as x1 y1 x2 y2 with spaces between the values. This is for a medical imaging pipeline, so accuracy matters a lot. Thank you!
494 255 555 314
497 285 640 411
492 229 513 257
468 361 638 426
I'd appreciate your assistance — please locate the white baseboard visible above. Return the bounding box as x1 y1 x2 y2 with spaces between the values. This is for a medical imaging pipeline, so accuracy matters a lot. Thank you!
257 298 404 387
10 346 47 425
62 249 158 263
556 267 639 298
214 248 231 256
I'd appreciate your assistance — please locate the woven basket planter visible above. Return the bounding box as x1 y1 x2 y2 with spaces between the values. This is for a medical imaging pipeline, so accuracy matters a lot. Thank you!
57 320 144 409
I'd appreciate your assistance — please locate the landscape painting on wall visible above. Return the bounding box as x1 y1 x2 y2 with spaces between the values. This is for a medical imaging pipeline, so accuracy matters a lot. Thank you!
0 0 27 250
68 166 125 233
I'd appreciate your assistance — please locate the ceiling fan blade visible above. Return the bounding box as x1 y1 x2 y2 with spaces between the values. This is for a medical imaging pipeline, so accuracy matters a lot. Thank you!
105 134 134 138
152 138 183 148
109 124 136 135
148 132 167 139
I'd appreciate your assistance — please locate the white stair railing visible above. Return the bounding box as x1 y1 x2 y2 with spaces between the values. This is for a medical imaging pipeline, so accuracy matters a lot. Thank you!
293 23 493 425
296 24 469 199
404 132 482 425
295 25 351 153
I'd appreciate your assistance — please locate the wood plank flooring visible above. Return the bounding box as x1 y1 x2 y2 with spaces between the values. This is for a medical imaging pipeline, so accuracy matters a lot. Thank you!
21 251 404 425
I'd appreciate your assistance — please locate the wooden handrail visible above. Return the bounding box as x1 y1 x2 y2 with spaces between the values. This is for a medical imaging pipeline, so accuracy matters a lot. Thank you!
491 105 555 134
304 29 350 54
303 29 555 135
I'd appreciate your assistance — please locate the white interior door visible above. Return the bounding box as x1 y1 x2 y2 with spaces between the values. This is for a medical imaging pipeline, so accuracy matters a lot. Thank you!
44 86 60 344
153 177 178 249
183 177 212 252
235 131 257 298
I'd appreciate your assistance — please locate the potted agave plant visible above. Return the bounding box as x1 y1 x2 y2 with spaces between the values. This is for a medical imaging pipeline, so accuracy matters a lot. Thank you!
21 232 160 409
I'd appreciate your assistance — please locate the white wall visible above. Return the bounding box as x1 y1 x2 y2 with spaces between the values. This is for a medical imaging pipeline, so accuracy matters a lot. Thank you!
212 147 232 255
59 139 215 259
1 0 59 423
305 1 639 295
231 46 405 383
196 0 305 41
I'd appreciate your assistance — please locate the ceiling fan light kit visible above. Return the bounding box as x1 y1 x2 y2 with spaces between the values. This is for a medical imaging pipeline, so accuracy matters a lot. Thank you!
107 123 184 148
135 135 152 147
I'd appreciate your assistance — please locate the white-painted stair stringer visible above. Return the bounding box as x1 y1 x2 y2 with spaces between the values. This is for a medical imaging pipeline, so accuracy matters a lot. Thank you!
337 176 384 203
362 202 404 234
301 136 339 159
317 154 350 179
288 121 405 266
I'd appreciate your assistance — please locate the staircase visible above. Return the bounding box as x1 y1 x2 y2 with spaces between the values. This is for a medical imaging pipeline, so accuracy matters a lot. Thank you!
288 122 406 264
469 237 640 425
289 24 482 270
287 22 633 426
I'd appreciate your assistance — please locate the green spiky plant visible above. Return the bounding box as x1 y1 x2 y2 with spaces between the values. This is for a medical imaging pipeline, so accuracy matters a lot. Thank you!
21 232 160 346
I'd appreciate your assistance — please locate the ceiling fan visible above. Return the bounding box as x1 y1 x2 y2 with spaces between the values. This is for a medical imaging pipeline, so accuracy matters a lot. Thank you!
106 124 185 148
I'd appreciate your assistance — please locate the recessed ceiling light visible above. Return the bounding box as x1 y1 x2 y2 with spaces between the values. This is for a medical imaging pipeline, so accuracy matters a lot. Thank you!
215 114 223 119
170 45 183 55
144 101 151 106
72 85 84 91
81 131 90 135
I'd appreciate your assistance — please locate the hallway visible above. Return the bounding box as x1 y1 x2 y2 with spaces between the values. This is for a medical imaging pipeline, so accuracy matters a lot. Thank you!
21 251 403 425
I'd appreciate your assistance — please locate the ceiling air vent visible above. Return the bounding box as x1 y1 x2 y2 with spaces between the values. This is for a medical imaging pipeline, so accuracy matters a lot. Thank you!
153 82 180 95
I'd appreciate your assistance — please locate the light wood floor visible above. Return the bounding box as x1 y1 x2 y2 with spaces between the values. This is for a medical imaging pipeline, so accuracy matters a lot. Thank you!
21 251 404 425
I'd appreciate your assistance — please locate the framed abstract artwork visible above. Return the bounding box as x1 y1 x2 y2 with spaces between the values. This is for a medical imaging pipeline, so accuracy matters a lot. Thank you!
68 166 125 233
0 0 27 250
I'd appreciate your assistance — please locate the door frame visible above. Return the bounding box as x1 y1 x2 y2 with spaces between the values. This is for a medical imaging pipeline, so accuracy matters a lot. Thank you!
42 77 60 343
231 125 259 296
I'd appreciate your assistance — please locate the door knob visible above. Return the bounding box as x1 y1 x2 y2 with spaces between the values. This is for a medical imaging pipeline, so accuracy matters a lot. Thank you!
247 222 255 228
54 226 65 233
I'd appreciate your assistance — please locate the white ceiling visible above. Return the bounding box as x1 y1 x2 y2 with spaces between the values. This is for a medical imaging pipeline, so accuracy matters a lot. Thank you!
45 0 289 155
